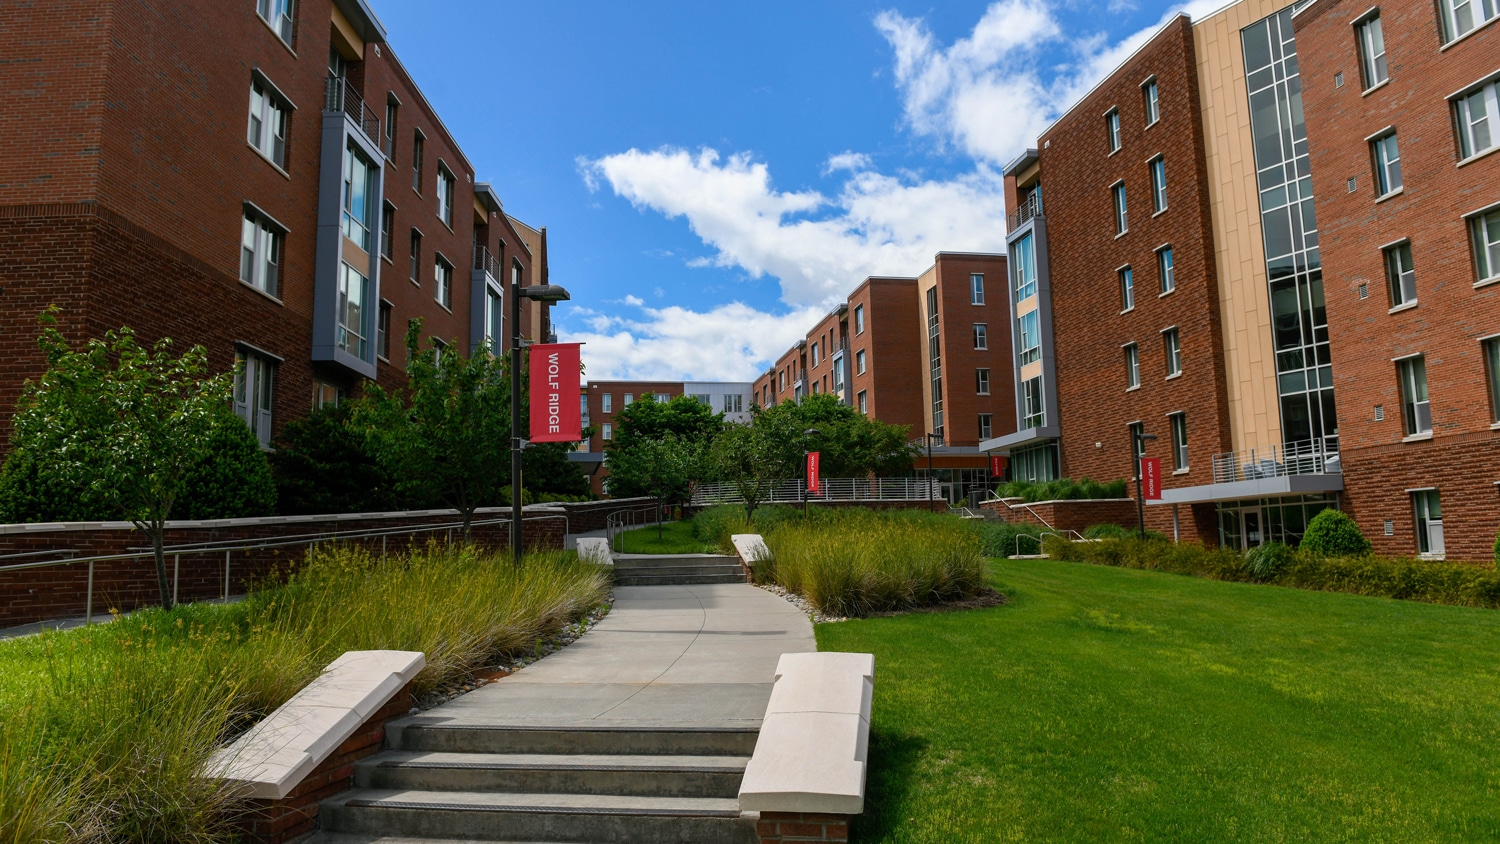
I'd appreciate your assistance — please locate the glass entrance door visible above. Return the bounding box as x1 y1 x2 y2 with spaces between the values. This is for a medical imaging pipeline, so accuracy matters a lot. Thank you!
1241 510 1264 549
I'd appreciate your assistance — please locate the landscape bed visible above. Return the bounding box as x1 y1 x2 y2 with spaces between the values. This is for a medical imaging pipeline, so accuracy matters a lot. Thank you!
820 557 1500 842
0 544 610 844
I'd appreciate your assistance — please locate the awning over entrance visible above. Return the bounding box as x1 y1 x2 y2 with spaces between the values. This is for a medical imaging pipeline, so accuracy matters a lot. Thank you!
1150 472 1343 506
978 424 1059 454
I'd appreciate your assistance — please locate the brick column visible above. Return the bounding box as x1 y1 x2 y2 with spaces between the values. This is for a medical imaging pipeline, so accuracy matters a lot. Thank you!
756 811 850 843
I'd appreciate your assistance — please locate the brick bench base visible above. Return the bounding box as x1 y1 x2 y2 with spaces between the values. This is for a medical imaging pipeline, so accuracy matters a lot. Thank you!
757 811 851 843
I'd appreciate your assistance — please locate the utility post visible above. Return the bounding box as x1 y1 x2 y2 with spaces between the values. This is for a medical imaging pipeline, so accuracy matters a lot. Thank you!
1132 428 1159 540
509 276 571 564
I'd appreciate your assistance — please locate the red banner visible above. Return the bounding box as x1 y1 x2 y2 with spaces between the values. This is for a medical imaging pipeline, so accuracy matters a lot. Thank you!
1141 457 1163 500
989 454 1008 478
529 343 582 443
807 451 820 494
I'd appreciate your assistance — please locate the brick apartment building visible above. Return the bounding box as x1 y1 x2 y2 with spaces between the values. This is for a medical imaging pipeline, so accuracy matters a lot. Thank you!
984 0 1500 558
754 254 1011 502
574 380 754 495
0 0 552 452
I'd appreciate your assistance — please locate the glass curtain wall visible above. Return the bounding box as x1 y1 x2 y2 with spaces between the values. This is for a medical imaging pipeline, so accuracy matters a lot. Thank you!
1242 8 1338 451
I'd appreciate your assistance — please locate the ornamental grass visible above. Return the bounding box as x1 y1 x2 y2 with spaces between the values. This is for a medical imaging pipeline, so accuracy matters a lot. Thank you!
0 544 609 844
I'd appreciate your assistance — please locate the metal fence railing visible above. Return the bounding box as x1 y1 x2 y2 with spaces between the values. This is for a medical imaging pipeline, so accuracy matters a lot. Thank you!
1211 437 1340 484
473 244 498 277
690 477 940 506
606 504 665 553
0 513 569 628
1008 192 1043 230
325 75 381 141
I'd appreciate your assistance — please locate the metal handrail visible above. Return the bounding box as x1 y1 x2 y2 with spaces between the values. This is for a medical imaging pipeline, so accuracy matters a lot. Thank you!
1 512 570 628
691 477 941 506
1007 192 1043 230
1211 436 1340 484
325 75 381 142
1013 529 1084 557
607 505 664 553
474 245 498 277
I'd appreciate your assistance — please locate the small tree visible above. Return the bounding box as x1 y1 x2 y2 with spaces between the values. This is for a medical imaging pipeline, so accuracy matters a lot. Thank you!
7 311 233 610
1300 509 1371 557
606 434 699 537
710 421 782 521
269 402 407 515
351 320 511 540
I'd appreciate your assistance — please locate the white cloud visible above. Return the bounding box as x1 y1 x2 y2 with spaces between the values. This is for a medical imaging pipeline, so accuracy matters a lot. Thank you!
581 147 1006 310
876 0 1228 165
823 151 873 174
563 301 825 382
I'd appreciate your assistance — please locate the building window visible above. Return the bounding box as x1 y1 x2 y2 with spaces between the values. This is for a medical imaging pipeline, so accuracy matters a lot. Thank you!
1017 310 1040 366
485 286 503 352
1142 78 1160 126
1485 337 1500 423
1356 14 1388 89
411 131 424 193
338 262 370 358
858 390 868 414
976 368 991 395
973 323 988 350
811 381 820 395
978 414 993 439
240 210 283 298
1013 233 1037 301
856 349 866 375
313 380 344 409
1397 355 1431 435
1456 79 1499 160
854 304 865 334
1473 207 1500 284
1384 241 1416 307
341 144 376 252
811 341 820 367
434 256 452 309
656 393 670 402
247 77 290 168
724 394 743 413
624 393 634 406
409 229 422 283
1412 489 1444 556
1157 245 1175 294
234 349 275 448
602 423 613 441
1106 108 1122 152
1112 182 1128 234
1169 412 1188 470
436 165 455 226
1371 133 1402 196
1163 328 1182 377
1149 157 1167 213
1125 343 1140 389
1439 0 1497 43
256 0 295 43
602 393 613 413
927 287 944 436
377 300 391 360
692 393 711 405
380 203 395 261
383 96 398 158
970 273 985 305
1022 376 1044 428
1119 266 1135 311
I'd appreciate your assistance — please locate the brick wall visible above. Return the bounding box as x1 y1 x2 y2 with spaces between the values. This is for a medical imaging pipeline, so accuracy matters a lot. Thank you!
755 811 849 843
933 253 1012 446
0 508 567 628
1037 16 1234 494
1294 0 1500 559
851 277 924 433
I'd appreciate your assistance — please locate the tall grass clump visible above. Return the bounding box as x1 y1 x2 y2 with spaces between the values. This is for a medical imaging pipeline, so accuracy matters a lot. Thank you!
755 509 987 616
0 544 609 843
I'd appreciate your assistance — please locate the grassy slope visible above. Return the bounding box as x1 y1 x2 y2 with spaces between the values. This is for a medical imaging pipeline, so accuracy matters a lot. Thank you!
818 558 1500 843
616 520 715 554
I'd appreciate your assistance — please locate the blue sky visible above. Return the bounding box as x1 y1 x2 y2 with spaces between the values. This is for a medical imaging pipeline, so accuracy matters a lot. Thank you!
375 0 1218 381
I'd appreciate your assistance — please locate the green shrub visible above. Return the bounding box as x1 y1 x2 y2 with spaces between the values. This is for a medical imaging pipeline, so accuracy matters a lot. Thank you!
1301 510 1371 558
1047 535 1500 609
1494 531 1499 565
1243 542 1294 583
973 521 1042 557
270 403 407 516
1084 523 1134 540
994 477 1128 503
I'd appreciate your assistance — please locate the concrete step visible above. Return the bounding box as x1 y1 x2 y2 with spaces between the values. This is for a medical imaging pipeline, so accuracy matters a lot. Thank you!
611 564 744 578
613 573 749 587
321 789 758 844
356 751 747 798
391 723 761 757
610 554 739 569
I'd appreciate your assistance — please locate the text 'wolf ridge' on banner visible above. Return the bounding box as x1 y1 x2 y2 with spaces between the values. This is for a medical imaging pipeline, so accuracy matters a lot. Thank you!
529 343 581 443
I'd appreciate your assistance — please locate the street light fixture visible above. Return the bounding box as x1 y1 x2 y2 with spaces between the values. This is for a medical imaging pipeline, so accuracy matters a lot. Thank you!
925 432 942 513
511 282 571 565
1132 429 1159 540
802 428 820 518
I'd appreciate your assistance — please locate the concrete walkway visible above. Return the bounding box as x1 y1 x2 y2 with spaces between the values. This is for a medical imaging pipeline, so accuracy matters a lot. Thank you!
411 583 815 729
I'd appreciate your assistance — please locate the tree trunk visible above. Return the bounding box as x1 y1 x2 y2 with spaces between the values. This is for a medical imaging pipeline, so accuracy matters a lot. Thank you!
151 524 173 611
461 506 474 545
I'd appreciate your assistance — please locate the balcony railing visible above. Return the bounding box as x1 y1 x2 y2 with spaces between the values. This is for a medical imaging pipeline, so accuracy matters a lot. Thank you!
325 75 380 142
1211 437 1340 484
691 477 941 506
1008 192 1043 230
474 245 498 278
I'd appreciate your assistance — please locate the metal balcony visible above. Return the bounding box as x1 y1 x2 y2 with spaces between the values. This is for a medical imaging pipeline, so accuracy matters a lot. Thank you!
1211 437 1341 484
325 75 380 143
1008 192 1043 230
473 245 499 279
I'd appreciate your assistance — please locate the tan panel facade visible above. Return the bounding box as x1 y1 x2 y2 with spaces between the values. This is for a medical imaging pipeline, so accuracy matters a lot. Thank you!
916 265 938 438
1193 0 1292 453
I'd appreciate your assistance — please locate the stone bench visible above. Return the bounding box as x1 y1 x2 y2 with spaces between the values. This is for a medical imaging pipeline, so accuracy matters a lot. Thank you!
204 649 425 842
575 536 613 566
731 533 770 579
740 651 875 843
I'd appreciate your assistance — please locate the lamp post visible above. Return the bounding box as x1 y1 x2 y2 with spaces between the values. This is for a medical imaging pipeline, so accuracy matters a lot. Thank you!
511 280 571 565
1132 428 1159 540
801 428 820 518
925 432 941 512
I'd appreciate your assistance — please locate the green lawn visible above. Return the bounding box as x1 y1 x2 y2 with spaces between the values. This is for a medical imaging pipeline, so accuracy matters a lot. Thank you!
819 557 1500 843
615 519 715 554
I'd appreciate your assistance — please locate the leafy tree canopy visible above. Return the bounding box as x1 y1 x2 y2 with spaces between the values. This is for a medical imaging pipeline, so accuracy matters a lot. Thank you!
269 402 410 515
751 394 918 479
610 394 724 453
